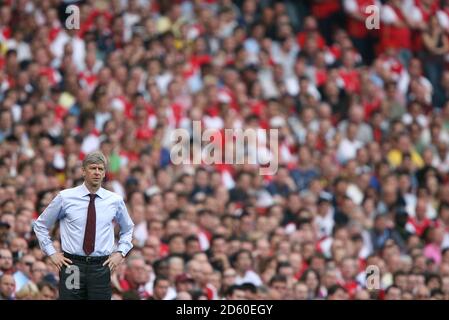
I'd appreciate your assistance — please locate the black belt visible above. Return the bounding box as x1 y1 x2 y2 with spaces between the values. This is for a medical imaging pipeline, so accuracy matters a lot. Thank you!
63 252 109 264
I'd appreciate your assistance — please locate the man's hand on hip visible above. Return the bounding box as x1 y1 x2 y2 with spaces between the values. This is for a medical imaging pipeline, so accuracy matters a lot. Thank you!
103 252 124 273
50 252 73 271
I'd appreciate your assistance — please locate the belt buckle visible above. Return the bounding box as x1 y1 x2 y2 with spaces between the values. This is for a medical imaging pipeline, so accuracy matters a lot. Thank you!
86 256 92 262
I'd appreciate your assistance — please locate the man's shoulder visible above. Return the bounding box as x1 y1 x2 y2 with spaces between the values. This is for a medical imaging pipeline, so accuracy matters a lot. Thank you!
99 187 123 202
59 185 83 197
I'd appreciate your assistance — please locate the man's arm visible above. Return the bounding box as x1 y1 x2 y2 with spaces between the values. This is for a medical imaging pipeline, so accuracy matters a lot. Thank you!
103 198 134 272
33 193 64 256
115 198 135 256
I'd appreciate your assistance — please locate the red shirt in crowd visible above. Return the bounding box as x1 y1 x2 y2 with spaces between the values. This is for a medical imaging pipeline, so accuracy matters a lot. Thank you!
380 4 412 52
406 216 433 237
311 0 341 19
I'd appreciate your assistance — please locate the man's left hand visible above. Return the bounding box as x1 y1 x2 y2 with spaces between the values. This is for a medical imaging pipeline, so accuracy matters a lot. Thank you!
103 252 124 273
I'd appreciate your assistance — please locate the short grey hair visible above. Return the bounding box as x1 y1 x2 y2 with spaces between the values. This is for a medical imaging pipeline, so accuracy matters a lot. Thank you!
126 254 145 268
82 151 108 168
168 256 184 267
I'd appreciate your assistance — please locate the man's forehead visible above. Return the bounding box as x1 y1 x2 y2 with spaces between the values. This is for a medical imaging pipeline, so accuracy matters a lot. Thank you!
0 275 14 283
86 163 105 169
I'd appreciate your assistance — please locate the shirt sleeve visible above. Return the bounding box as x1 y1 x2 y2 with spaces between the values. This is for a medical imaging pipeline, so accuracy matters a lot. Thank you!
410 6 422 23
115 198 135 256
32 193 64 256
343 0 358 14
437 11 449 30
381 5 397 24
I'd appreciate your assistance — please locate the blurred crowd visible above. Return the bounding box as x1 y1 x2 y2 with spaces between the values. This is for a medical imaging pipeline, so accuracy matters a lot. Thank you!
2 0 449 300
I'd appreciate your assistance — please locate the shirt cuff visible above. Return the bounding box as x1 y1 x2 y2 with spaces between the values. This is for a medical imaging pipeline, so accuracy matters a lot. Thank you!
116 245 130 257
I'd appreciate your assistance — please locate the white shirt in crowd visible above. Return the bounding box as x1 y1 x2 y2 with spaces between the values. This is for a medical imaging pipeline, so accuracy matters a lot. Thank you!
337 138 363 164
235 270 263 287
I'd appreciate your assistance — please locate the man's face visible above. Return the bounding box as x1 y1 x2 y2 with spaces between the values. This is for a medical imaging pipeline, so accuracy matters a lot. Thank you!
200 264 214 286
165 219 180 237
20 255 36 277
310 258 325 274
195 171 208 187
128 260 148 285
375 216 387 231
164 193 178 212
323 270 338 288
416 286 430 300
236 252 252 272
230 289 246 300
15 214 31 234
255 240 270 257
395 275 408 291
82 163 105 188
40 286 56 300
318 201 330 214
341 259 356 280
168 261 184 280
330 288 349 300
186 240 201 256
169 236 185 255
223 269 237 286
294 283 308 300
0 275 15 298
355 290 370 300
148 222 163 238
386 288 402 300
154 280 170 300
271 281 288 298
188 262 203 283
239 175 251 189
11 238 28 254
0 249 13 270
0 215 14 230
0 226 9 243
31 261 48 283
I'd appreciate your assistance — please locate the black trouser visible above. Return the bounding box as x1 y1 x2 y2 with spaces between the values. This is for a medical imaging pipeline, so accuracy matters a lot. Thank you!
59 252 111 300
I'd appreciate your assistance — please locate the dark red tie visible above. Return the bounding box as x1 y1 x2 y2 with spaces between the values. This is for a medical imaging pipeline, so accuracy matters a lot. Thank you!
83 194 96 256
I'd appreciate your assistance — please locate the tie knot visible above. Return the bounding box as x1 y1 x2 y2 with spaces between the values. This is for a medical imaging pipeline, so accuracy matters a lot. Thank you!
89 194 96 200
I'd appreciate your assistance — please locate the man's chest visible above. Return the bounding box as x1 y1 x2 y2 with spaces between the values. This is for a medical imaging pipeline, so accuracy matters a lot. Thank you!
63 197 116 226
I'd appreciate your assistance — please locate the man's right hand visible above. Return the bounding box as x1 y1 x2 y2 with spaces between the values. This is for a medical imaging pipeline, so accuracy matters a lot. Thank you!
49 253 73 271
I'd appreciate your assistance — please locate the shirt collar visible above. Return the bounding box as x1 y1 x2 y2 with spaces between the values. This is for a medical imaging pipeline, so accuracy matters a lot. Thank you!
80 182 106 199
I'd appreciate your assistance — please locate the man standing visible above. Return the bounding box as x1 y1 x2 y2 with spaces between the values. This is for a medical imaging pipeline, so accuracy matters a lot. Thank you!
33 151 134 300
